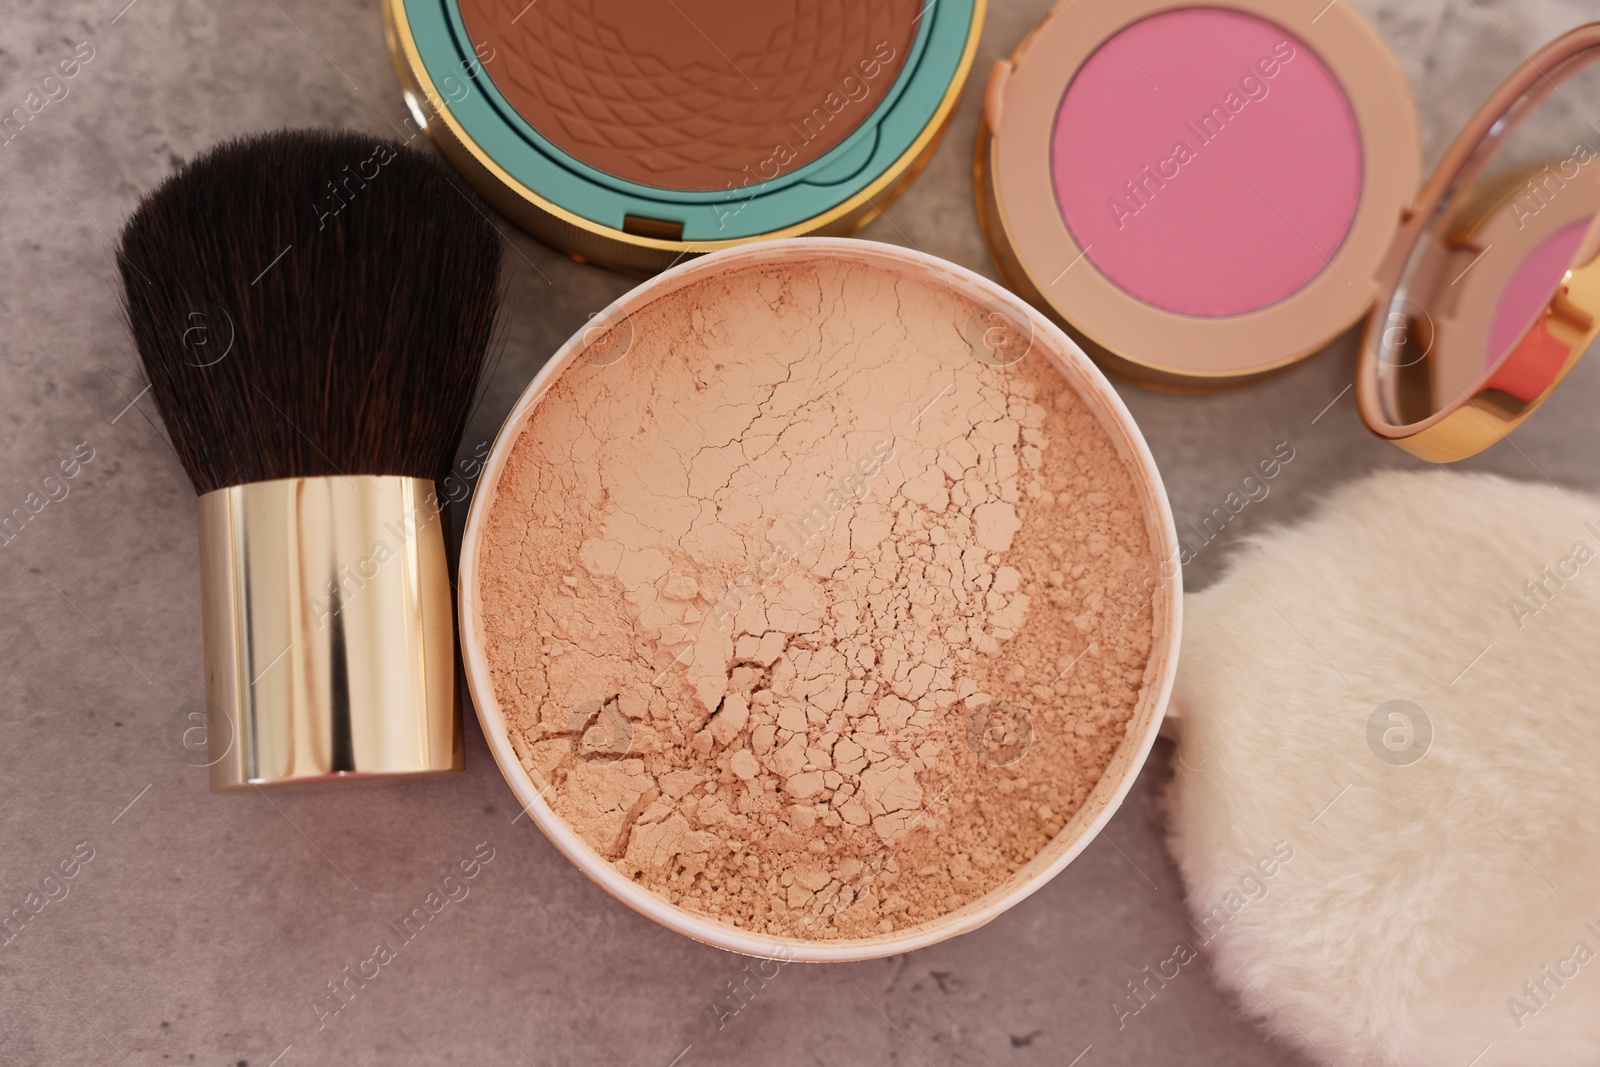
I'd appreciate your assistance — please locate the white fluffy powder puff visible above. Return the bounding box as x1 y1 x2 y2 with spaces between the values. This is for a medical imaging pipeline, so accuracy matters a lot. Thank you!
1165 469 1600 1066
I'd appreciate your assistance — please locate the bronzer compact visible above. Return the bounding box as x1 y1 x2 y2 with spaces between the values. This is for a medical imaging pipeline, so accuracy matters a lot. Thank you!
979 2 1600 460
386 0 984 272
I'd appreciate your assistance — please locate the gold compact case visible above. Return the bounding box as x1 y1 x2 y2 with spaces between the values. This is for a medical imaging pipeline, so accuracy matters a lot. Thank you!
1357 25 1600 461
384 0 985 272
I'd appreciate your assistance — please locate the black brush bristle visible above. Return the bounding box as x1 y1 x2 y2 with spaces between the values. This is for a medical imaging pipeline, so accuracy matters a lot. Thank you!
118 129 503 494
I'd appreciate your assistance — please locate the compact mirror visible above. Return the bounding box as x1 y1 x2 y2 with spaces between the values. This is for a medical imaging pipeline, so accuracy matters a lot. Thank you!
1359 25 1600 462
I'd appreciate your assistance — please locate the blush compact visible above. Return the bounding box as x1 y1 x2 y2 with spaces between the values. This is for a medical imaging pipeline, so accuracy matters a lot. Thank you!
386 0 984 271
979 1 1600 460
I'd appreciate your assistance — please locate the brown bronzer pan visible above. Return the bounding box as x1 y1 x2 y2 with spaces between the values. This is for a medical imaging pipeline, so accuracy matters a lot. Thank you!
458 0 920 191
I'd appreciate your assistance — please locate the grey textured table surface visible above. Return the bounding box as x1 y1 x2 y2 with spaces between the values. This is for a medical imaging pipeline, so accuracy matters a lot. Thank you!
3 0 1596 1064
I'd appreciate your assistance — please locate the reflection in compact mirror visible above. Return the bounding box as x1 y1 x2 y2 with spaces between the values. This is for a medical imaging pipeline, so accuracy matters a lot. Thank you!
1369 55 1600 439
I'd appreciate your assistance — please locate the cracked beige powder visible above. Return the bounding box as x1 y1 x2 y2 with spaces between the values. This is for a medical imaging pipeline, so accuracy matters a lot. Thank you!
477 250 1156 940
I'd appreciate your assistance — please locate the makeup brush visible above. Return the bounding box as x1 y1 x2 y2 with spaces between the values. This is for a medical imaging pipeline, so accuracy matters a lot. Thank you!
118 129 502 791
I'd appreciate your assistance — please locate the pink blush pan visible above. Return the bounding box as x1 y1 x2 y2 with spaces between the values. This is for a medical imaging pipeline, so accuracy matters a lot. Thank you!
1051 7 1363 318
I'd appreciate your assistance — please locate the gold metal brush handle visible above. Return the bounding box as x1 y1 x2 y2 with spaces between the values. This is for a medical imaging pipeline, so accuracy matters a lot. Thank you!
198 475 461 791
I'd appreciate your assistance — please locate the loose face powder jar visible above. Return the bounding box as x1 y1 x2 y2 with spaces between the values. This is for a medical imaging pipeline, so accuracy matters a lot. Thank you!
459 239 1180 960
980 0 1600 432
385 0 984 271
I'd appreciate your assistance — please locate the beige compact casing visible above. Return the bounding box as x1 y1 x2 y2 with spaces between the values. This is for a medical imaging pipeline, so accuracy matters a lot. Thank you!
979 2 1600 461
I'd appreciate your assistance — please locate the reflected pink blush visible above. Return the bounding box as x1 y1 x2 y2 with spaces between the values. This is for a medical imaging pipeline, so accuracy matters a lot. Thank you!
1485 220 1589 367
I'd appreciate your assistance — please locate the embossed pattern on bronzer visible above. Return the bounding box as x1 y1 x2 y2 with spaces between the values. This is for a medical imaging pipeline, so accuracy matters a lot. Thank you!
458 0 920 191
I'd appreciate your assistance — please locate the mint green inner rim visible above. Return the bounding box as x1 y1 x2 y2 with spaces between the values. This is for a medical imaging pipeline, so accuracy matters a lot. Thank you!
404 0 977 240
